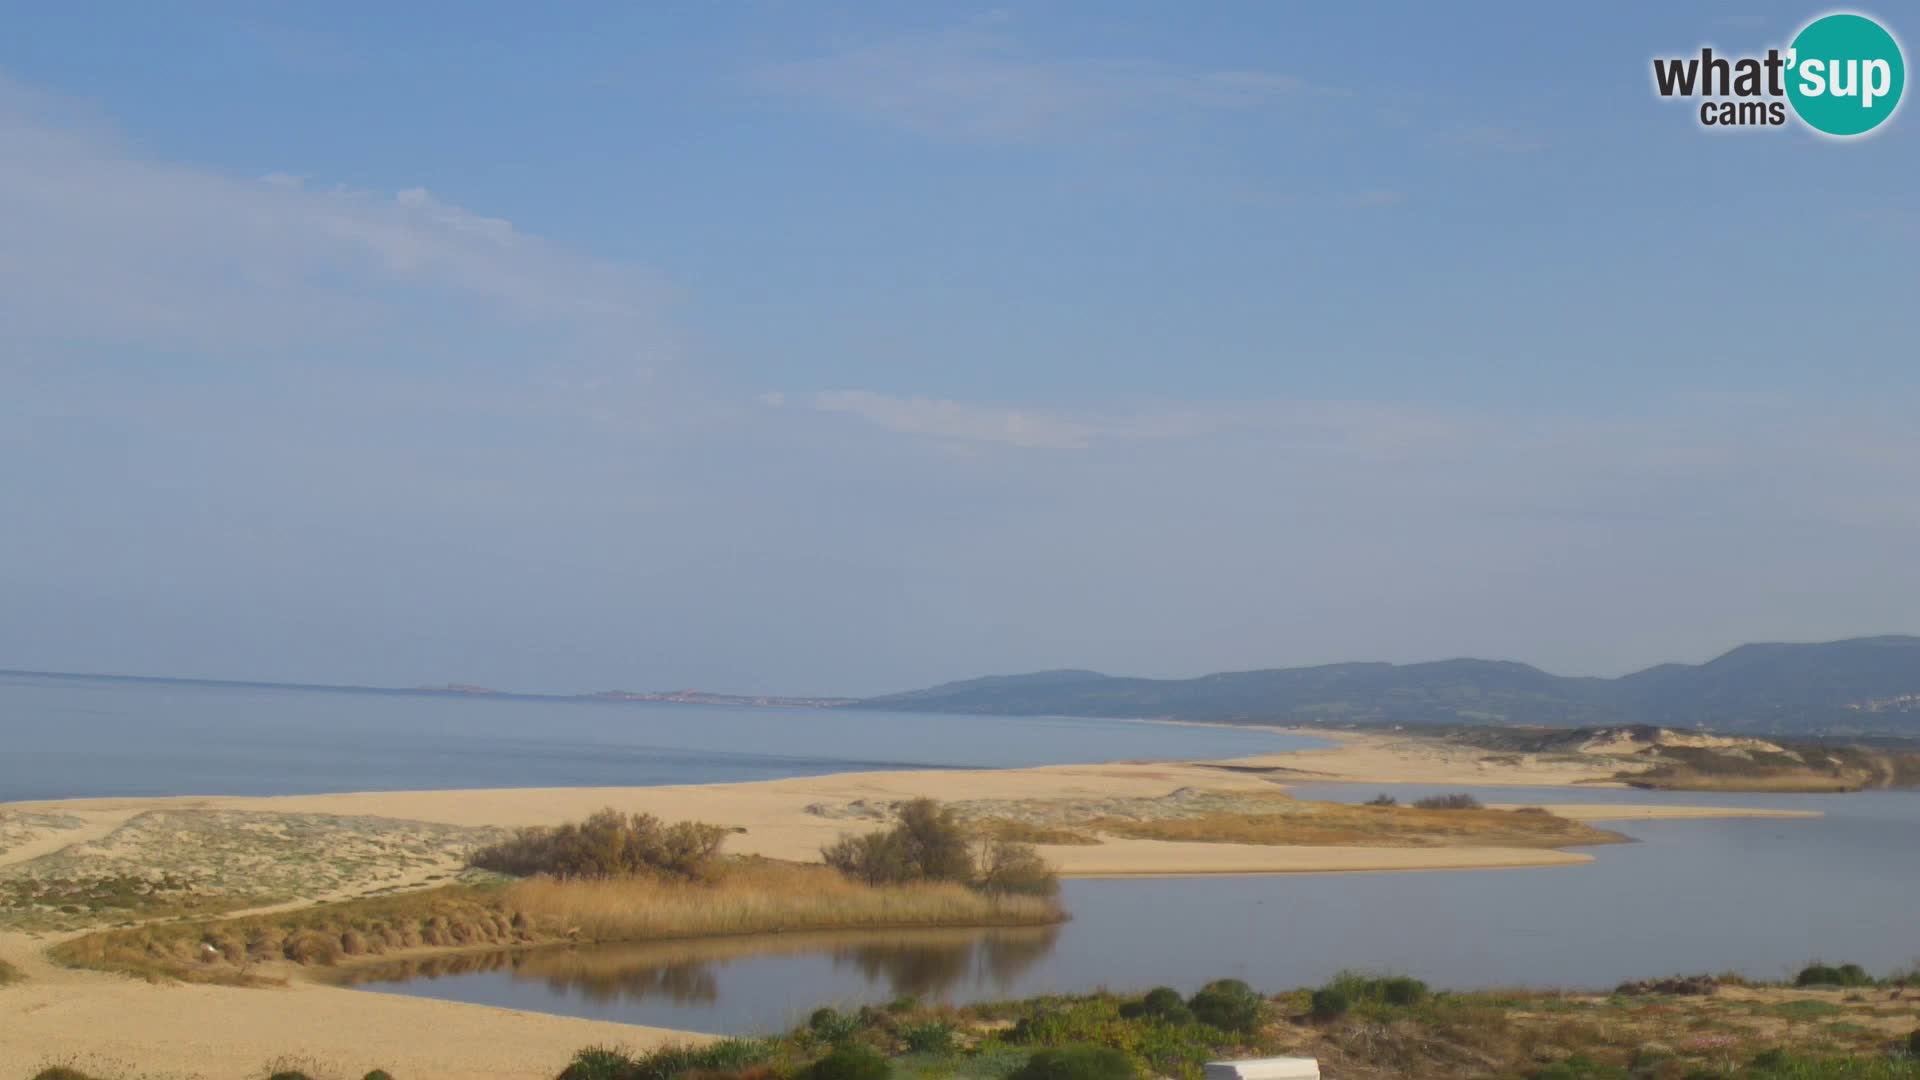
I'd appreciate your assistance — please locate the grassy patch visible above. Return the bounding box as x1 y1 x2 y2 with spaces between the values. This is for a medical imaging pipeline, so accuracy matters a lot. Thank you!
49 860 1063 984
0 809 503 931
1084 798 1624 849
968 821 1102 846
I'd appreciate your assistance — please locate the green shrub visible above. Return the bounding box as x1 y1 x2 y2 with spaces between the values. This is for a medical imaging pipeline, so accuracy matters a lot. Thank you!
31 1069 107 1080
809 1007 863 1045
1186 978 1266 1034
824 799 1057 898
559 1040 775 1080
1364 794 1398 806
977 838 1061 898
364 1072 396 1080
1118 986 1193 1025
1795 962 1875 988
1007 1046 1138 1080
266 1073 315 1080
801 1045 892 1080
1909 1030 1920 1056
1309 987 1350 1021
558 1047 637 1080
470 809 727 880
1319 970 1431 1012
900 1018 957 1054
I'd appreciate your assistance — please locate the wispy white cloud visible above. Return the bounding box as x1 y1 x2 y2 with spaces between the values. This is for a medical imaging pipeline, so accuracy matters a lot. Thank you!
0 72 671 375
755 30 1324 140
780 390 1476 456
799 391 1103 449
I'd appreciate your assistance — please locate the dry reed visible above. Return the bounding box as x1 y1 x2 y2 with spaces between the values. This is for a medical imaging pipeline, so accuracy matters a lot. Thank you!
506 861 1061 940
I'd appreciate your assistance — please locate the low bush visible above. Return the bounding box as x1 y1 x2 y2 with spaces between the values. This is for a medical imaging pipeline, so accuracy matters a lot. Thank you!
899 1018 957 1054
1186 978 1266 1034
364 1072 395 1080
1322 970 1430 1010
808 1007 863 1045
470 809 728 880
800 1045 891 1080
558 1040 775 1080
1412 793 1483 811
1308 986 1350 1021
1118 986 1192 1025
1795 962 1874 987
1008 1046 1138 1080
977 838 1062 898
1364 794 1398 807
823 799 1058 898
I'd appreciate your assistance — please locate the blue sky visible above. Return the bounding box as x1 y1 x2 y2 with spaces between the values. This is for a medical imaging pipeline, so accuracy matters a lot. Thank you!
2 2 1915 694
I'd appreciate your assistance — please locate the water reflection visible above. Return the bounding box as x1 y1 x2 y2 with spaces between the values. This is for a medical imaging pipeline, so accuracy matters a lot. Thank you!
830 925 1059 997
344 924 1061 1010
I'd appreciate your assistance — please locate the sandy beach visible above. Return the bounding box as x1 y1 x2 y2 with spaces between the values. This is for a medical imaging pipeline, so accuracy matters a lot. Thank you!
0 732 1824 1079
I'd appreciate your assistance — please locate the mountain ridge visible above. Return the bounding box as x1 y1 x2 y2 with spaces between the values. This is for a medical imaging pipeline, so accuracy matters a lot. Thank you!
855 635 1920 736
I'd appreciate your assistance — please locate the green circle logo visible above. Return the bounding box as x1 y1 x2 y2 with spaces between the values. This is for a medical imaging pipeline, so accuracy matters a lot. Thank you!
1787 13 1905 136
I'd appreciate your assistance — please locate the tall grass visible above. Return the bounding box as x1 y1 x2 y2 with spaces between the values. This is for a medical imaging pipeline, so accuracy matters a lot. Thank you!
508 862 1061 941
48 861 1063 984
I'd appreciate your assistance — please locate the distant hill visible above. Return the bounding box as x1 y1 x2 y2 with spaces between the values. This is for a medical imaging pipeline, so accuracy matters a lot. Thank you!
857 636 1920 736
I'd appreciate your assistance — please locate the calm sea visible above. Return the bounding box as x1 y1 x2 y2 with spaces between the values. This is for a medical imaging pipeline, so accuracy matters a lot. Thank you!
0 671 1316 801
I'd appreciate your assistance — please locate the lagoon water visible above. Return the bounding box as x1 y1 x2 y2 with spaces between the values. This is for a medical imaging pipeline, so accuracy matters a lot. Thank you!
6 670 1916 1034
351 785 1920 1033
0 670 1312 801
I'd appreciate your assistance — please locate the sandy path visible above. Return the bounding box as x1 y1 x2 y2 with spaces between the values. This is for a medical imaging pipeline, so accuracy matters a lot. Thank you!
0 810 142 869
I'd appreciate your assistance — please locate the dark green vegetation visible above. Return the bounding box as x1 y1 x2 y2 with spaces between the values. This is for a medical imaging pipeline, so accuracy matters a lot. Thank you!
856 636 1920 736
541 963 1920 1080
24 963 1920 1079
529 968 1920 1076
823 799 1060 898
1005 1047 1135 1080
557 1040 776 1080
468 808 730 880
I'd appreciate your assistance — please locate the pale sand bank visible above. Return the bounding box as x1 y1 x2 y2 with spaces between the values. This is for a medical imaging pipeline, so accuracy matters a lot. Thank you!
9 736 1820 879
0 932 703 1080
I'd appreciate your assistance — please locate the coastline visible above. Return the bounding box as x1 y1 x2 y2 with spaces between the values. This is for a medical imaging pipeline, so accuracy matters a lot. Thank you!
5 732 1822 879
0 733 1830 1080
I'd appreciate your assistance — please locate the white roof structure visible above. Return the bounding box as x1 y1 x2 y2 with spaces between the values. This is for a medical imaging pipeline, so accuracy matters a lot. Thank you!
1203 1057 1321 1080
